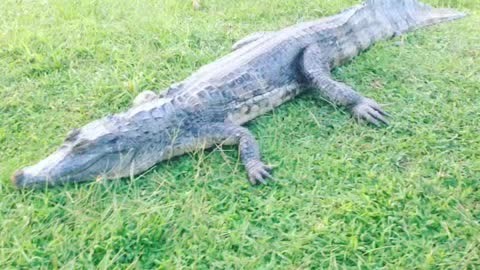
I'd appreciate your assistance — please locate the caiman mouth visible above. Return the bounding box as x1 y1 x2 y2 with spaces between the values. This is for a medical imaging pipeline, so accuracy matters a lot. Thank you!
12 148 138 189
11 152 105 188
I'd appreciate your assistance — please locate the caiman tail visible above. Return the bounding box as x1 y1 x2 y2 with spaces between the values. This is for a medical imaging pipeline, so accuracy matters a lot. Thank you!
332 0 466 66
367 0 466 31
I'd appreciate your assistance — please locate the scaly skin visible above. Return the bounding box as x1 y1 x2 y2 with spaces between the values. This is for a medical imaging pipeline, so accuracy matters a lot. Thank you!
12 0 465 188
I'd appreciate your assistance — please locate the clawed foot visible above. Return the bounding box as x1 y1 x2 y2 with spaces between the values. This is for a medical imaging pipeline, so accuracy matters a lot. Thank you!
352 98 389 126
246 160 273 185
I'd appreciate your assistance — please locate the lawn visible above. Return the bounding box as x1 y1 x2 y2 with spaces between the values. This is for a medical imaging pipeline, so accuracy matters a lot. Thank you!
0 0 479 268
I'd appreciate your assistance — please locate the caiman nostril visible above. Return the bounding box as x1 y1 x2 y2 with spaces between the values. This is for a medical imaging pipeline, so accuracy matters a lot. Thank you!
11 169 25 187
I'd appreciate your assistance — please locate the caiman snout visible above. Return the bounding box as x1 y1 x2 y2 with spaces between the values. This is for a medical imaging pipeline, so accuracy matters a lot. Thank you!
11 169 47 188
11 169 26 188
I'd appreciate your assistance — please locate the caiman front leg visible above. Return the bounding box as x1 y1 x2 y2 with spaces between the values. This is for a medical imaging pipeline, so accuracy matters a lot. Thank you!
301 44 389 126
133 90 160 107
196 123 273 185
132 83 184 107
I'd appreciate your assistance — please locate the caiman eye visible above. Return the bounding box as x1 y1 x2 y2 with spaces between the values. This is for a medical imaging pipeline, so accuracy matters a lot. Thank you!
72 139 91 153
65 128 80 142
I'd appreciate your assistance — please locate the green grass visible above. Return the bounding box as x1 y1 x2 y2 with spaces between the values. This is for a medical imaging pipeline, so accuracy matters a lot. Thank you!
1 0 479 268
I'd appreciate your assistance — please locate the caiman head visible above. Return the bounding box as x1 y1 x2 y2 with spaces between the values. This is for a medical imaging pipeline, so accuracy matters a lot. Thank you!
12 99 177 188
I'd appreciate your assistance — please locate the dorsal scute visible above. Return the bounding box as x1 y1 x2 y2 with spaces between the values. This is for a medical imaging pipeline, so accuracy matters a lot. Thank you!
367 0 413 4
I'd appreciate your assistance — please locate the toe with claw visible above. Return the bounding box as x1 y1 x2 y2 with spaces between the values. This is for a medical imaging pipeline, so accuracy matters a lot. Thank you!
246 160 273 185
351 98 389 126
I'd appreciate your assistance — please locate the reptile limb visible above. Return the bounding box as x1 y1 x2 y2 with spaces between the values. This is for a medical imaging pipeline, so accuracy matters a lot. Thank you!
132 91 160 107
197 123 273 185
301 44 389 126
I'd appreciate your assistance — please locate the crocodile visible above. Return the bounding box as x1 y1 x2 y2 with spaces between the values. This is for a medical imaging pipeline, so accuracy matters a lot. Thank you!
12 0 465 188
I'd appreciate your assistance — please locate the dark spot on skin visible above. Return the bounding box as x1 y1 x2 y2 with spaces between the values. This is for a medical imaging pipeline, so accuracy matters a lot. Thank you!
235 77 244 84
197 91 207 98
253 89 263 96
176 95 184 102
65 128 80 142
108 137 119 144
210 90 224 100
59 144 69 150
193 103 202 110
281 90 290 100
229 80 240 88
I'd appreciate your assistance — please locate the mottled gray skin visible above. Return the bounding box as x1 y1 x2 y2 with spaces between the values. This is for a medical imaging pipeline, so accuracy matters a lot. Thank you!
12 0 465 188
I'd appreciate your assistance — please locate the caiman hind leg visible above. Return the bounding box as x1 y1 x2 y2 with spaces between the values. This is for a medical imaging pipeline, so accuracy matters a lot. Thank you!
196 123 273 185
301 44 389 126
